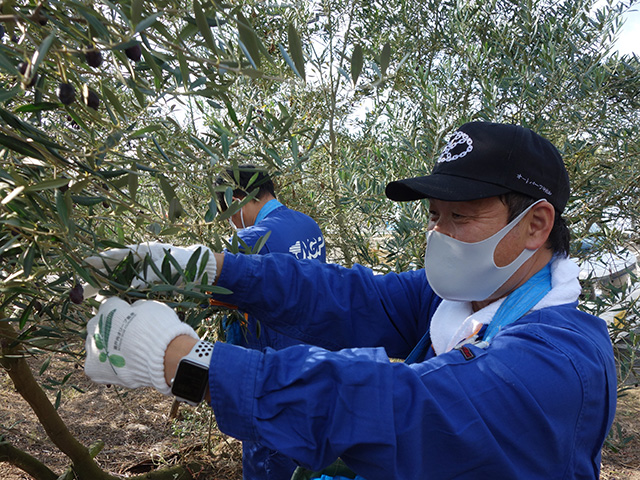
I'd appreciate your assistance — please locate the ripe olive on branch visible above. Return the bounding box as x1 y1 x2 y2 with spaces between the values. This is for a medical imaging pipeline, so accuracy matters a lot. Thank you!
85 49 103 68
125 42 142 62
57 82 76 105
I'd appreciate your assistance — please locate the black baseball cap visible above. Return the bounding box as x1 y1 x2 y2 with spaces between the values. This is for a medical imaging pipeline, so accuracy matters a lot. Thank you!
385 122 570 213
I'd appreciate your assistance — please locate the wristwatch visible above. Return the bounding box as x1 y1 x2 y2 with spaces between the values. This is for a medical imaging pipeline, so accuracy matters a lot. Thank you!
171 340 214 406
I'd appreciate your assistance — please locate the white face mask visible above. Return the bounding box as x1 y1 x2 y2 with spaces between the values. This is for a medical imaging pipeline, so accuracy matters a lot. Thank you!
228 206 246 231
424 200 544 302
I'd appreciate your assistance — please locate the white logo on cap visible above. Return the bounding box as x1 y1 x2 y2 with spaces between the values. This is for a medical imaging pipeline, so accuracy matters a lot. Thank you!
438 131 473 163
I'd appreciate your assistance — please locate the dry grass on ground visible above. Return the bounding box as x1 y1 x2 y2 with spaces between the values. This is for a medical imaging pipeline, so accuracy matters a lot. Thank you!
602 387 640 479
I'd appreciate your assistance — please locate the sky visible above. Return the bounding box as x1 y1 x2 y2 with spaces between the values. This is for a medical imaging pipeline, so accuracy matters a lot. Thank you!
608 3 639 55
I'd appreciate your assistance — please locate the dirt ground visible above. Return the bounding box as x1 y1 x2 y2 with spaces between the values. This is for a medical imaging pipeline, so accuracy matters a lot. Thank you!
0 354 242 480
602 387 640 480
1 354 640 479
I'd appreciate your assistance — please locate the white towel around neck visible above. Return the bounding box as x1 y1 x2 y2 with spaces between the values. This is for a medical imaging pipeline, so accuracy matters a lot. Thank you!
429 256 583 355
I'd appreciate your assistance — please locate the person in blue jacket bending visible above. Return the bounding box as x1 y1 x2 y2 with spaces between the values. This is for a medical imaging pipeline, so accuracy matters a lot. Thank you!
216 164 326 480
85 121 616 480
215 164 326 347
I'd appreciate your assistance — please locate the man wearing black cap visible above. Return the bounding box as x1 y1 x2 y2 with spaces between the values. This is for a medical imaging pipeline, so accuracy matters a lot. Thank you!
84 122 615 479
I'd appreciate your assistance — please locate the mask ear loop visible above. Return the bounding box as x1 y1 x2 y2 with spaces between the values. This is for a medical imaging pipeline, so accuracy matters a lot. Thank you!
488 198 547 269
486 198 548 248
227 197 246 230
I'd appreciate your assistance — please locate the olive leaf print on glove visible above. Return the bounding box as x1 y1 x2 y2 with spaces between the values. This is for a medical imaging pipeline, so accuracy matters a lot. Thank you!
93 309 126 369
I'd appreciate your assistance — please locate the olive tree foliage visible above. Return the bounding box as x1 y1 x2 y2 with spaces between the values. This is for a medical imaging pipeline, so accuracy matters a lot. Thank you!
322 0 640 383
322 0 640 268
0 0 314 478
193 0 402 266
218 0 640 279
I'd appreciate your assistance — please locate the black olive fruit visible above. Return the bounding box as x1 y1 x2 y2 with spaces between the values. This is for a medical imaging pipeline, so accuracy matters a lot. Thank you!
69 284 84 304
125 42 142 62
18 61 38 88
86 91 100 110
57 82 76 105
85 49 103 68
82 84 100 110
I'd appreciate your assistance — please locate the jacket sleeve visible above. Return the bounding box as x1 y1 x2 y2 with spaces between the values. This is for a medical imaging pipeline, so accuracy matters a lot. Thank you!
209 307 616 480
212 252 440 357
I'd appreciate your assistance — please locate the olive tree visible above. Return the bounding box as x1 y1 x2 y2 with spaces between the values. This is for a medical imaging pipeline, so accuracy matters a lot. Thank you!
226 0 640 278
0 0 312 478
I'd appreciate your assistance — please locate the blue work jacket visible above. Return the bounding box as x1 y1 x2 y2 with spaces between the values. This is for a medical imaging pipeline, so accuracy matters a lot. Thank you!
209 252 616 479
227 202 326 350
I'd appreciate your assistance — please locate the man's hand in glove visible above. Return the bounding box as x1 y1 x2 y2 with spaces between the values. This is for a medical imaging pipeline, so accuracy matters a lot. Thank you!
85 241 220 288
84 297 200 394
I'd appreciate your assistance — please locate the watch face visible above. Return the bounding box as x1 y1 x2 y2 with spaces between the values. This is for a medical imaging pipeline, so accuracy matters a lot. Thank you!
171 359 209 403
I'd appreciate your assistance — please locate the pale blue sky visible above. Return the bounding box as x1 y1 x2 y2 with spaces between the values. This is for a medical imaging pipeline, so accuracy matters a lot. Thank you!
612 4 639 55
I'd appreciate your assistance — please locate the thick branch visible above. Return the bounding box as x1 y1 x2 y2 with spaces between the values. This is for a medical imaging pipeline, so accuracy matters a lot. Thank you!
0 440 58 480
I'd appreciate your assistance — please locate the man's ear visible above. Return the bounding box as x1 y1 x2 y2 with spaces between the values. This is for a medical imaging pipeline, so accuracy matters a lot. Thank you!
526 201 555 249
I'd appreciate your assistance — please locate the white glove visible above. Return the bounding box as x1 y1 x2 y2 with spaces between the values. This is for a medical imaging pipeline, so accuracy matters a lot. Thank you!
85 241 217 288
84 297 199 394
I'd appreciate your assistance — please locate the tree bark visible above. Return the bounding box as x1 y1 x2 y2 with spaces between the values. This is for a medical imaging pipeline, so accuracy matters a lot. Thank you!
0 440 58 480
